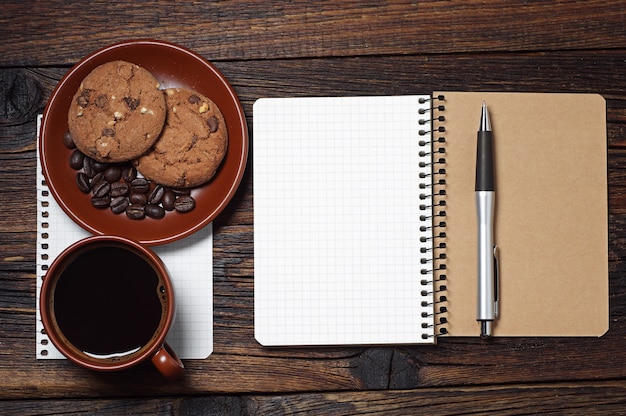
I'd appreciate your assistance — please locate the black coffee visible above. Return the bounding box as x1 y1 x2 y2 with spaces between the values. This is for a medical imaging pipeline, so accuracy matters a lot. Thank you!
53 245 165 358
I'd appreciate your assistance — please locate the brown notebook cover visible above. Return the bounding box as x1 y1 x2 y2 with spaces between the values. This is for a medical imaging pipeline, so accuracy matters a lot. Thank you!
434 91 608 337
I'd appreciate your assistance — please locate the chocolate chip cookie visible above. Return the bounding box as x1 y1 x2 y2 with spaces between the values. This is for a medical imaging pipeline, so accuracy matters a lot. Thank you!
67 60 166 162
134 88 228 188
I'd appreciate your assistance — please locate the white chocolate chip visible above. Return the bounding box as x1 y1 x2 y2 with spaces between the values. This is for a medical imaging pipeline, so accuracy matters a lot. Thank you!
172 106 177 113
114 111 123 119
77 107 83 116
199 102 209 113
107 120 115 126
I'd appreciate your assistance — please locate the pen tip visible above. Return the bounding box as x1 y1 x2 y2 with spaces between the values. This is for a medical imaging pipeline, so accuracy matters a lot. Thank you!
480 321 492 338
479 101 491 131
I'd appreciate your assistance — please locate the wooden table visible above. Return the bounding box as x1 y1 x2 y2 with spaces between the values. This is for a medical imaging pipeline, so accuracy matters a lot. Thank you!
2 1 626 414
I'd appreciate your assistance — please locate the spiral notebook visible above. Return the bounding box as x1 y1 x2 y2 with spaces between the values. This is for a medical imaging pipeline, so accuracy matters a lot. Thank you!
253 92 608 346
35 116 213 360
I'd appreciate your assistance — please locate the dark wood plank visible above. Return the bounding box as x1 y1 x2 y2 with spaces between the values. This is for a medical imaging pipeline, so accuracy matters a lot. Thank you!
0 51 624 398
2 1 626 65
246 381 626 415
2 381 626 415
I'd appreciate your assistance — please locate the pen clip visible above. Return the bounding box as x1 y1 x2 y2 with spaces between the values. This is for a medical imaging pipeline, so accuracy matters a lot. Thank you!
493 245 500 318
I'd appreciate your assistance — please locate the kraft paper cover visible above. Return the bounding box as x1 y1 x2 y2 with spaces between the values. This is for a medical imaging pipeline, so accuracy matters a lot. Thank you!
434 92 608 337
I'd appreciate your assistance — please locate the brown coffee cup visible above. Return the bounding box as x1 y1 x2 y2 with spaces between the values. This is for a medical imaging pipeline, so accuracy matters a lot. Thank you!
39 235 184 379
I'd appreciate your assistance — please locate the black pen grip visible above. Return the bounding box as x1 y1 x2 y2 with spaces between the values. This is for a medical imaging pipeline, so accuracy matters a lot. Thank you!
475 131 495 191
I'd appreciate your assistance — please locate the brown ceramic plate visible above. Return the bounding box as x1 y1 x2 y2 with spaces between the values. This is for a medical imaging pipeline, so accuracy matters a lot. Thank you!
40 40 248 245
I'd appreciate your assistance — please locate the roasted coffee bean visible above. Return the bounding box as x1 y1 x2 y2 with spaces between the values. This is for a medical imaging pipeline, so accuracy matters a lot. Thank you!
145 204 166 219
92 181 111 198
92 160 108 173
129 192 148 206
110 196 129 214
161 189 176 211
90 172 105 188
69 150 84 170
82 156 95 178
172 188 191 196
122 165 137 182
148 185 164 205
126 204 145 220
103 165 122 182
110 181 130 197
76 172 91 193
130 178 150 193
63 131 76 149
174 195 196 213
91 195 110 209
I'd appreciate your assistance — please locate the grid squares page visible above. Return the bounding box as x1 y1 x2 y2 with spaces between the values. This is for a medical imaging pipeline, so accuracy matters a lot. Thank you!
253 96 435 346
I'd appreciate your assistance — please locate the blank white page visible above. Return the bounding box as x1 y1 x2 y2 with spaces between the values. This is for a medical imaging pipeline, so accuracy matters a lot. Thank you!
253 96 435 346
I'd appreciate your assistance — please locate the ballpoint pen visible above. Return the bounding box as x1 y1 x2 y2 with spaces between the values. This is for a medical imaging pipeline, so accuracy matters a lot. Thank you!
475 101 499 338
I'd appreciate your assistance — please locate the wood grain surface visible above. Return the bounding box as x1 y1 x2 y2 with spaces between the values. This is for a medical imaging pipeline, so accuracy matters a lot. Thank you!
2 1 626 414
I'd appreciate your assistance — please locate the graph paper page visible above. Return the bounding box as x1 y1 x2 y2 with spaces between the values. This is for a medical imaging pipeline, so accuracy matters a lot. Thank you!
253 96 435 346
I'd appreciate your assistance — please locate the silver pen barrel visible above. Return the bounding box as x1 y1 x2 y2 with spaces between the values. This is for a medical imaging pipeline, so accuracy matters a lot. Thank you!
476 191 496 336
475 101 497 338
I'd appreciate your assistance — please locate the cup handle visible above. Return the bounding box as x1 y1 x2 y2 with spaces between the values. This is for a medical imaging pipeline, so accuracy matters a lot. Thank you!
151 342 184 380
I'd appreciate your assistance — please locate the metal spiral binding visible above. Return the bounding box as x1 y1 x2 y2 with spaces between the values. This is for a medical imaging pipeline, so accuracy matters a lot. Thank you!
418 95 449 339
36 114 53 358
